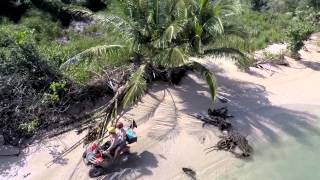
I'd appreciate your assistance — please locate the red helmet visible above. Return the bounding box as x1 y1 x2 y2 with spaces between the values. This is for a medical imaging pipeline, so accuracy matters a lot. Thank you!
116 122 124 129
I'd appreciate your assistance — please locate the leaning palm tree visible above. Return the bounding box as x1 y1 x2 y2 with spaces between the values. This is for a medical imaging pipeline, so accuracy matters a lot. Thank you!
60 0 243 138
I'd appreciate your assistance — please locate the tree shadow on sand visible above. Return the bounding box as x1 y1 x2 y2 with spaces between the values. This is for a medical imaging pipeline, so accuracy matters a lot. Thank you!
175 73 320 147
99 151 159 180
297 59 320 71
0 136 72 178
0 152 27 178
0 143 43 178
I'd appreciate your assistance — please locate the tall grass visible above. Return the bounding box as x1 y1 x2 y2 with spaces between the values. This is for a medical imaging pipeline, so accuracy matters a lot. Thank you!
232 11 292 52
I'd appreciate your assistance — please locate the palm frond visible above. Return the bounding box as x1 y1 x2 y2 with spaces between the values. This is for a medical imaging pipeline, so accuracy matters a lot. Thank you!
203 47 251 69
184 0 200 13
123 64 148 108
210 0 242 17
172 0 188 19
147 89 180 141
100 14 135 40
203 16 224 37
199 0 209 12
65 7 94 20
190 61 217 104
154 47 188 67
60 45 126 70
223 24 248 39
152 20 187 48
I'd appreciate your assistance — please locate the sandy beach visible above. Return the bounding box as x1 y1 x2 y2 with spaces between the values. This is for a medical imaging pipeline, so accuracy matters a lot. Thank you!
1 33 320 180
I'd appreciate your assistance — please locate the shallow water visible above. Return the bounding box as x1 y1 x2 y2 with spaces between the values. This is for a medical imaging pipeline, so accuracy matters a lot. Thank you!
221 104 320 180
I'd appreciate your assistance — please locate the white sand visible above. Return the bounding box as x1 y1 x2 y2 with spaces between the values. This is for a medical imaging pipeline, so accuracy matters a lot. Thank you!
1 34 320 180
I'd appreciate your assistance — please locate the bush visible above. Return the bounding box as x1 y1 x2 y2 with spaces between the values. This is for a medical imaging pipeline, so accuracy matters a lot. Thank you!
293 6 320 27
0 27 64 145
286 23 314 58
19 118 39 135
20 12 63 42
42 81 67 104
263 51 285 61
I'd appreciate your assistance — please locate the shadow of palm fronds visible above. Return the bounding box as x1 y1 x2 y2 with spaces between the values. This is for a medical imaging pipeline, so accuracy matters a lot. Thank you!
147 89 180 141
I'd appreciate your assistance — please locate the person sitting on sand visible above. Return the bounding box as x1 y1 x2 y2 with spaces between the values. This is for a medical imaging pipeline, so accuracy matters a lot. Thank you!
114 122 127 158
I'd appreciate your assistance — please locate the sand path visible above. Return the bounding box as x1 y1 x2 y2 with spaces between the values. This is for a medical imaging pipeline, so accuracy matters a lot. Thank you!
1 34 320 180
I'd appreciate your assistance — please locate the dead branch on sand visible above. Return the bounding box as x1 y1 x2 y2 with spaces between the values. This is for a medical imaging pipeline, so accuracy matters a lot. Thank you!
192 107 252 158
207 131 252 158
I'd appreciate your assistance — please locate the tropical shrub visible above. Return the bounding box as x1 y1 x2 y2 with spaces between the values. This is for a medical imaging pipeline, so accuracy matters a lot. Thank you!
286 23 314 58
42 81 67 104
0 27 64 145
19 118 39 136
293 6 320 27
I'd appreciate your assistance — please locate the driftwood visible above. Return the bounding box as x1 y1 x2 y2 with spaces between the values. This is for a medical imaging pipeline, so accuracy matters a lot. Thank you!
189 112 232 131
207 131 252 158
182 167 197 180
208 107 233 119
192 107 252 158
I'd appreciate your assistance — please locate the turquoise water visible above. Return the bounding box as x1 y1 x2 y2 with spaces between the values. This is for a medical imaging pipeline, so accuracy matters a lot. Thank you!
221 105 320 180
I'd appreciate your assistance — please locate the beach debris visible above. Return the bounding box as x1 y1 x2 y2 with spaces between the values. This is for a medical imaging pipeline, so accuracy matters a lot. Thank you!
207 131 252 157
208 107 233 119
217 95 229 103
23 172 31 178
189 109 232 131
192 107 252 158
182 167 197 180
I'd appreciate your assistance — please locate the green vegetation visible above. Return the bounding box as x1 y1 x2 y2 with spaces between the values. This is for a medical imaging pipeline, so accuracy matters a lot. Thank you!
42 81 67 104
263 51 285 62
286 23 314 58
1 0 319 145
19 119 39 135
61 0 228 129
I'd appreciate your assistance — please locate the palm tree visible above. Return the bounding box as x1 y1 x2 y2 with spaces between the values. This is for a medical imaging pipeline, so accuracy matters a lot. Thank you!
184 0 247 56
60 0 244 138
